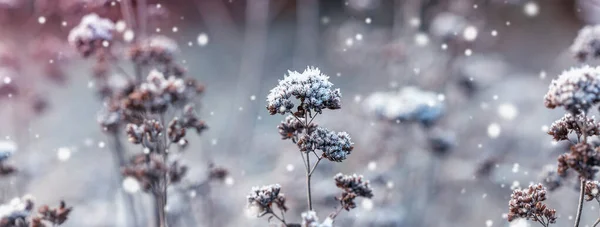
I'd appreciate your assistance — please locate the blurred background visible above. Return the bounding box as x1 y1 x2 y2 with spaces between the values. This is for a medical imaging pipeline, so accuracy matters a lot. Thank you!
0 0 595 226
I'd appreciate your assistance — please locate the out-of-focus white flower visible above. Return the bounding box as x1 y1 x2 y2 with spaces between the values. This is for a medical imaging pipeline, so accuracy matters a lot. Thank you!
68 13 115 45
57 147 72 161
0 140 16 162
364 86 444 126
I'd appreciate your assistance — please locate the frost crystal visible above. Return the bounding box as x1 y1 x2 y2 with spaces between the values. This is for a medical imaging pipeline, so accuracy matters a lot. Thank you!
246 184 287 216
364 86 444 126
571 25 600 61
266 67 341 115
298 127 353 162
67 13 115 45
544 66 600 114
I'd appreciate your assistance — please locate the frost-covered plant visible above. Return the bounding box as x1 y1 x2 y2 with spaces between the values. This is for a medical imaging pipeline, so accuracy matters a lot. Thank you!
507 184 557 227
248 67 373 226
69 10 217 227
515 64 600 227
332 173 373 213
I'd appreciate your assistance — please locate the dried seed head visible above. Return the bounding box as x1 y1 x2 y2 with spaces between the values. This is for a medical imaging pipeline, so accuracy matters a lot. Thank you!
266 67 341 115
246 184 287 216
548 113 600 141
277 115 317 143
507 184 557 224
68 13 115 57
334 173 373 211
571 25 600 61
557 142 600 180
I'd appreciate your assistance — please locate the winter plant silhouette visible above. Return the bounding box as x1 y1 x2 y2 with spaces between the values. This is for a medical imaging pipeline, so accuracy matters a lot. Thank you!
246 67 373 226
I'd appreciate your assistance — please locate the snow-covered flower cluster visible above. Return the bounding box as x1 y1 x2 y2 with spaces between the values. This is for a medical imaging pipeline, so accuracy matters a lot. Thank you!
584 181 600 201
334 173 373 211
507 184 557 224
570 25 600 61
122 153 188 192
68 13 115 57
246 184 287 216
129 35 179 65
365 86 444 126
298 127 353 162
0 196 34 223
125 119 163 151
544 66 600 114
266 67 341 115
301 211 333 227
547 113 600 141
167 104 207 146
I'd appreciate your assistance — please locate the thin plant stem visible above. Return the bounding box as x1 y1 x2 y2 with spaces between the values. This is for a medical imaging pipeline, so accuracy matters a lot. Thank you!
594 218 600 227
575 179 585 227
110 132 140 227
306 151 312 211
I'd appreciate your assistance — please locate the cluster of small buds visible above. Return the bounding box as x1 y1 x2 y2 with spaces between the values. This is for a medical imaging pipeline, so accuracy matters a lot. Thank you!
557 142 600 179
544 66 600 114
300 211 333 227
547 113 600 141
277 115 317 143
507 184 557 224
68 13 115 57
125 120 163 152
297 127 353 162
32 201 72 227
167 104 207 146
364 86 444 127
123 70 202 113
266 67 341 115
128 36 179 66
246 184 287 216
122 154 187 193
539 165 564 192
333 173 373 211
570 25 600 61
584 181 600 201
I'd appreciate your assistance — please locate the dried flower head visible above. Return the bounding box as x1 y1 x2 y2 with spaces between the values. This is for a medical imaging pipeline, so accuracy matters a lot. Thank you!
298 127 353 162
128 36 179 65
584 181 600 201
507 184 557 224
557 142 600 180
571 25 600 61
334 173 373 211
266 67 341 115
35 201 72 226
246 184 287 216
122 154 187 193
278 115 317 143
364 86 444 127
548 113 600 141
544 66 600 114
68 13 115 57
125 119 163 152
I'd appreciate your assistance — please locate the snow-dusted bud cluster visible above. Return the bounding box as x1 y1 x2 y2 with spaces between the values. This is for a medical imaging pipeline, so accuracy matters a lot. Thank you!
266 67 341 115
301 211 333 227
544 66 600 114
507 184 557 224
557 142 600 180
123 70 203 113
128 35 179 66
364 86 444 127
246 184 287 216
0 196 34 225
584 181 600 201
278 116 317 143
334 173 373 211
34 201 72 226
122 154 187 193
68 13 115 57
548 113 600 141
167 104 207 147
297 128 353 162
570 25 600 61
125 119 163 152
